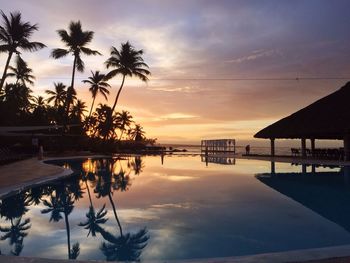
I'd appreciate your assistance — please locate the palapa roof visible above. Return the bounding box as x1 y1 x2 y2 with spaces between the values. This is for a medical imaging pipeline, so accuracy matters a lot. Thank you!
254 82 350 140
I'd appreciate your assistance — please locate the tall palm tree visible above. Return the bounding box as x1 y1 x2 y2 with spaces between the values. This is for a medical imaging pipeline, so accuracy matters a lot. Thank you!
6 55 35 86
105 41 150 113
0 11 45 91
45 82 67 108
51 21 101 122
116 110 133 140
82 70 110 118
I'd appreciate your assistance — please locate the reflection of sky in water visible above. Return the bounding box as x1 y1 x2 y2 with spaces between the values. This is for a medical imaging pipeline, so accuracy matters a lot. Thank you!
0 156 350 261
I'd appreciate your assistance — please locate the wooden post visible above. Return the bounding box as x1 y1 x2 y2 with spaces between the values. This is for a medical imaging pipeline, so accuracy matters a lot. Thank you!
301 138 306 158
271 161 275 174
310 138 315 157
270 138 275 157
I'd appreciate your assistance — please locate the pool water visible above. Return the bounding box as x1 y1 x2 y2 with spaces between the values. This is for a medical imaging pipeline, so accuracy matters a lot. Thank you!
1 155 350 261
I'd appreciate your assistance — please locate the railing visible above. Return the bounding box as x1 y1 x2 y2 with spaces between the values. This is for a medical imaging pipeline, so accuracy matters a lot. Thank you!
291 148 344 160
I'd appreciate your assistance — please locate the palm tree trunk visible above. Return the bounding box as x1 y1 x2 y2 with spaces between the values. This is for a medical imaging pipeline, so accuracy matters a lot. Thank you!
119 129 124 140
111 75 126 113
88 96 96 118
85 181 93 207
64 212 71 259
64 56 77 127
0 51 14 92
108 192 123 236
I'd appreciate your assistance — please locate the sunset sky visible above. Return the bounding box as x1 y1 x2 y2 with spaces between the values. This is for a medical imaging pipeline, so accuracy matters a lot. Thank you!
1 0 350 145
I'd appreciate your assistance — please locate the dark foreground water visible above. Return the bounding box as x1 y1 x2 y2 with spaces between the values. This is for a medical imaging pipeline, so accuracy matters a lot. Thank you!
1 155 350 261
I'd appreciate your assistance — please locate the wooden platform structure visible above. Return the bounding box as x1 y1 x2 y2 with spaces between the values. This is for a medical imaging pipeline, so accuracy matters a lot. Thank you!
201 139 235 154
255 82 350 161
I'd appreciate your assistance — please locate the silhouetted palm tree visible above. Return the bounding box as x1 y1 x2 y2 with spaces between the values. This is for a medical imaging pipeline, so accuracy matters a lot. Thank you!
130 124 145 141
45 82 67 108
116 110 133 140
31 95 45 108
82 70 110 118
6 55 35 86
1 83 32 113
105 41 150 113
100 228 149 262
0 11 45 91
93 104 119 140
51 21 101 122
71 99 87 122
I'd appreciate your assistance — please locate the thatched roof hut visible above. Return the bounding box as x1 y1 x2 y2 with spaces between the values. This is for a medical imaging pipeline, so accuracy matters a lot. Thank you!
254 82 350 159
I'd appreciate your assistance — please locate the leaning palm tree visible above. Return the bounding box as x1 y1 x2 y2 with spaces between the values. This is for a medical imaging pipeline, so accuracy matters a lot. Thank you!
6 55 35 86
105 41 150 113
0 11 45 91
82 70 110 118
51 21 101 122
116 111 133 140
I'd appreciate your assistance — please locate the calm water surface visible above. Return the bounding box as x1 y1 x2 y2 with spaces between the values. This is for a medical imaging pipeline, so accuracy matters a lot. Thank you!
1 155 350 261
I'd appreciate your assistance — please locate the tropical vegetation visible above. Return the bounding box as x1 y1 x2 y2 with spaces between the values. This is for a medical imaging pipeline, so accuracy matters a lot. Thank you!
0 10 156 153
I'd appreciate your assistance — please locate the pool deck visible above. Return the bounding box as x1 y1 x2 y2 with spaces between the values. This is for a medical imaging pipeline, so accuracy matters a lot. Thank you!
1 154 350 262
0 157 72 198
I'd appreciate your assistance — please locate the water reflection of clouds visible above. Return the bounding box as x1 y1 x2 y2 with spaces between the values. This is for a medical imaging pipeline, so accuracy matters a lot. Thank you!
2 156 350 261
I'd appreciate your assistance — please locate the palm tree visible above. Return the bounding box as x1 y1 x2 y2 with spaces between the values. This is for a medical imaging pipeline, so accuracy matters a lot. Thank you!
93 104 119 140
31 95 45 108
130 124 145 141
116 111 133 140
0 11 45 91
45 82 67 108
51 21 101 122
105 41 150 113
6 55 35 86
1 83 32 113
82 70 110 118
71 99 87 122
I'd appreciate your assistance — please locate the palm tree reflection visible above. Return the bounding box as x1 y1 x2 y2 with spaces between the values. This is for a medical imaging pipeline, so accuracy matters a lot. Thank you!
83 158 149 261
0 192 31 256
41 182 80 259
100 227 149 262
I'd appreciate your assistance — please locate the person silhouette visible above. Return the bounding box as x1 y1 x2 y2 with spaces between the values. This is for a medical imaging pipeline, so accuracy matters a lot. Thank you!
245 145 250 155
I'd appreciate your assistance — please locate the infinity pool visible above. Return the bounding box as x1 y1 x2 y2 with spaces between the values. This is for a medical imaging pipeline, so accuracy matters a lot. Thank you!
1 155 350 261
